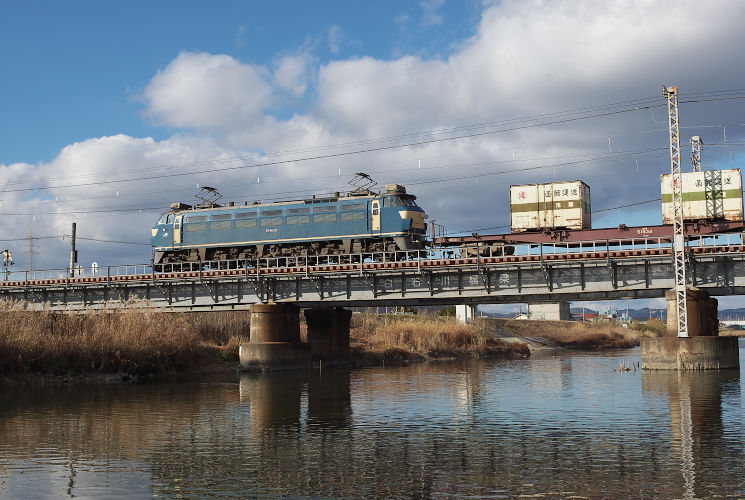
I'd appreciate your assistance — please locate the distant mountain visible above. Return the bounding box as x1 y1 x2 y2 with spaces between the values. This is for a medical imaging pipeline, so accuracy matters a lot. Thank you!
719 308 745 320
570 307 666 321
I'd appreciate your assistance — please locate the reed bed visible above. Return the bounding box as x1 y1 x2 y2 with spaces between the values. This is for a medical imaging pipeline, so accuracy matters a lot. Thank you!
719 327 745 337
350 313 530 364
490 318 662 348
0 301 247 376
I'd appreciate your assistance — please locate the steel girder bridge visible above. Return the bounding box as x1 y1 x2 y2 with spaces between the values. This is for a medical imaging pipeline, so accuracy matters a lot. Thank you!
0 232 744 311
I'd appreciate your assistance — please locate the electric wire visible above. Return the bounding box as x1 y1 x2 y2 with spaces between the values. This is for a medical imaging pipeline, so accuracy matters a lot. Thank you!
0 146 670 217
0 101 669 194
1 95 666 188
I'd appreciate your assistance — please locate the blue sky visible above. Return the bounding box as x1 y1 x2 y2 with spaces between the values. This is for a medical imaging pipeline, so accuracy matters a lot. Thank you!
2 0 745 311
0 1 480 163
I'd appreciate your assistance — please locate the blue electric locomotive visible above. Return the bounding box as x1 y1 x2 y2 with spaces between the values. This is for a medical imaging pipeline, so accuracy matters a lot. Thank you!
150 184 427 264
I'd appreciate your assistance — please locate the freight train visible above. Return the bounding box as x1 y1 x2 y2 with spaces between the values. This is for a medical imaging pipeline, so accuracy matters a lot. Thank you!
151 168 744 266
150 183 427 265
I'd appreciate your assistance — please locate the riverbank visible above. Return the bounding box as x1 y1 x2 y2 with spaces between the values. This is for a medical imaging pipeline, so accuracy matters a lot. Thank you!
348 314 530 366
0 305 532 380
0 303 246 382
720 327 745 337
485 317 665 349
1 302 664 382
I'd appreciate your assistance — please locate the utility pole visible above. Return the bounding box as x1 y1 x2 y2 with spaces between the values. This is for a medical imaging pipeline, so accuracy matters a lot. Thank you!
663 85 689 338
690 136 703 172
69 222 77 278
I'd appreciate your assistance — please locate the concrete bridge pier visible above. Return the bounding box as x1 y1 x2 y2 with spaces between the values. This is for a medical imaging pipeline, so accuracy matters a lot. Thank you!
304 307 352 364
641 288 740 370
527 302 571 321
239 303 311 371
455 304 477 324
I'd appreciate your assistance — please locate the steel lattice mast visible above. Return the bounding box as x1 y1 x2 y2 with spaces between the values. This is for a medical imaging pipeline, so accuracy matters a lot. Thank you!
663 85 688 338
691 136 703 172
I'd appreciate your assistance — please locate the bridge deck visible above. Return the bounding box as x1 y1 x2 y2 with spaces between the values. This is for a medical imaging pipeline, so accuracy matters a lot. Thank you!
2 233 743 310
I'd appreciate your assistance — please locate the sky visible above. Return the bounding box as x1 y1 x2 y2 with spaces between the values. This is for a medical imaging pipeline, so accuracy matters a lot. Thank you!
2 0 745 310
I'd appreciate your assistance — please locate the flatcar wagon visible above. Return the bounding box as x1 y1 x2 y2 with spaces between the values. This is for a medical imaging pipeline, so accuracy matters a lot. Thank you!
150 184 427 265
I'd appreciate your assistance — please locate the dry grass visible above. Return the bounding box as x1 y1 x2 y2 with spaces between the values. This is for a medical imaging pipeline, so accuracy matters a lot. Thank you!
350 313 529 365
490 317 662 349
719 327 745 337
0 301 247 376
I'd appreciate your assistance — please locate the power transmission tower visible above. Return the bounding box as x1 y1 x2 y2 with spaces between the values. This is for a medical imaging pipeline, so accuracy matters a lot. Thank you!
663 85 688 338
690 136 703 172
25 229 38 271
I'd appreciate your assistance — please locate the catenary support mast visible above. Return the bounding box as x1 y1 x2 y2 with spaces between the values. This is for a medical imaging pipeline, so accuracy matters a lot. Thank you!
663 85 688 338
691 136 703 172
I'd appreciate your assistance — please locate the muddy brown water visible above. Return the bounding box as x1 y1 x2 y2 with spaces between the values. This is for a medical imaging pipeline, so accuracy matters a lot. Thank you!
1 342 744 498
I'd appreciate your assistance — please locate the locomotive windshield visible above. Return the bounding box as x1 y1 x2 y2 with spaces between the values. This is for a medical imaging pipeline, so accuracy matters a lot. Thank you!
384 196 418 207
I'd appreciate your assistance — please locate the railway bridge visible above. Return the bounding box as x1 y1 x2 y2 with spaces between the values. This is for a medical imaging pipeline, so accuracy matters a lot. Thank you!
1 226 743 370
1 232 745 310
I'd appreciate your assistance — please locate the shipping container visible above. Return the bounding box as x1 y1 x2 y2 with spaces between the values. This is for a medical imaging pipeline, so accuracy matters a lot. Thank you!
660 169 743 223
510 181 591 232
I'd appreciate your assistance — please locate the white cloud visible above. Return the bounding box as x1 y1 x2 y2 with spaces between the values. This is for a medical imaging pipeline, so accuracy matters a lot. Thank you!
143 52 272 131
420 0 445 26
327 25 342 55
234 25 246 47
394 13 410 28
274 53 313 98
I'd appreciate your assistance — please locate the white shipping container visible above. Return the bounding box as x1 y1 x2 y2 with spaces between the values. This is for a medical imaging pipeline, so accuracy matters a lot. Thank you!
510 181 591 232
660 169 743 223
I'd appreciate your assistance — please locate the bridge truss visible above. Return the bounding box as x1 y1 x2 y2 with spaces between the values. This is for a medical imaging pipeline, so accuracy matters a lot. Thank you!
1 232 744 311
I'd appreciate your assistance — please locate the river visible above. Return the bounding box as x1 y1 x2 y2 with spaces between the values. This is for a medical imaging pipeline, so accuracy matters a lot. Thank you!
1 342 744 498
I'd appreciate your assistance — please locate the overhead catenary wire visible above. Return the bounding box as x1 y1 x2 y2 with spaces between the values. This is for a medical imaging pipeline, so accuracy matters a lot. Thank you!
0 95 667 189
4 91 742 193
0 101 672 195
2 91 744 212
0 146 671 217
8 144 676 211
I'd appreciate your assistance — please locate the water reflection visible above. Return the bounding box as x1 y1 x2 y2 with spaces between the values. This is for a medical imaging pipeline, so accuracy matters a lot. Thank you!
0 350 744 498
237 369 352 431
642 369 739 499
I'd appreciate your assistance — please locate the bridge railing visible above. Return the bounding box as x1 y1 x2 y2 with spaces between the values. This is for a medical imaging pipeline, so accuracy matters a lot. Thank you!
2 232 743 282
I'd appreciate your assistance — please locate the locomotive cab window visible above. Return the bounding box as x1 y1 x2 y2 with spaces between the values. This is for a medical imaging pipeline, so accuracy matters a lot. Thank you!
384 196 415 207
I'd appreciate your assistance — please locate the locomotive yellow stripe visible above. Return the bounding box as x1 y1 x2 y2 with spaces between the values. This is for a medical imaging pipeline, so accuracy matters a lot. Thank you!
152 231 413 251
